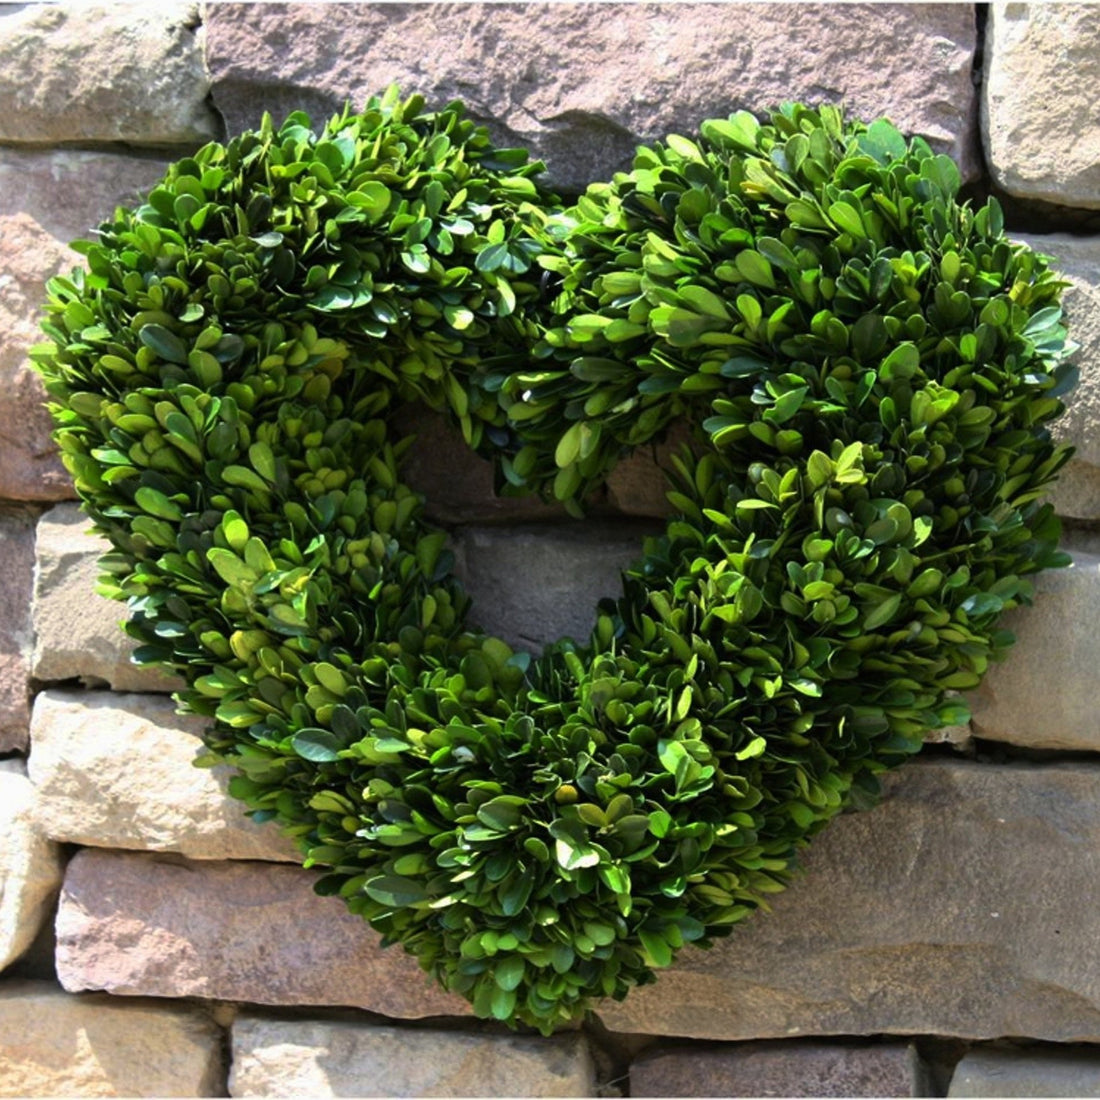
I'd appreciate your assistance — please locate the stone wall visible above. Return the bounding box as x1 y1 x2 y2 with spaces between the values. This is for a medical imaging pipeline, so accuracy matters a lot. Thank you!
3 3 1100 1096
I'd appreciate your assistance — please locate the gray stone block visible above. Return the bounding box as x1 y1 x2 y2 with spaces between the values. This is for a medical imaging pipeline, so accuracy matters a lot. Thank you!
453 520 659 652
1013 234 1100 520
0 506 35 752
0 762 63 975
632 1041 928 1098
0 154 169 503
0 980 225 1098
28 690 297 862
949 1046 1100 1098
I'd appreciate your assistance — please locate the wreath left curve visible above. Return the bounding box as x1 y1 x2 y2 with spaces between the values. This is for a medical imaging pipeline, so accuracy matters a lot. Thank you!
34 87 1074 1033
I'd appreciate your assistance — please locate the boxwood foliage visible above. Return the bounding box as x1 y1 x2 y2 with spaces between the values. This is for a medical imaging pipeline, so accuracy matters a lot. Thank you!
33 92 1074 1034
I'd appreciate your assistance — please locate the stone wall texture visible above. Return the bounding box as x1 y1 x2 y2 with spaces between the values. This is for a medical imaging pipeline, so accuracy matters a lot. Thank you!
3 3 1100 1097
204 2 981 194
984 4 1100 209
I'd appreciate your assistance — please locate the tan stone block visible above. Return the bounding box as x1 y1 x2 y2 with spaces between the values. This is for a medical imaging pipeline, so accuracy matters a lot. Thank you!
597 759 1100 1041
32 503 181 692
0 980 224 1098
969 552 1100 751
1014 234 1100 468
0 506 36 752
1047 461 1100 522
51 761 1100 1044
632 1041 928 1098
230 1015 596 1098
0 154 171 502
0 3 218 144
0 762 63 974
28 690 298 862
0 213 76 502
55 850 470 1020
984 4 1100 208
206 3 980 193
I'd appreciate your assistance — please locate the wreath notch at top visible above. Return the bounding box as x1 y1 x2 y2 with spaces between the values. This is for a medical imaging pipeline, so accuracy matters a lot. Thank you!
34 87 1075 1032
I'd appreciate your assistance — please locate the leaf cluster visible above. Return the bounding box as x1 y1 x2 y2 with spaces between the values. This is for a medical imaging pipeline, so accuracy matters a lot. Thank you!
32 95 1074 1034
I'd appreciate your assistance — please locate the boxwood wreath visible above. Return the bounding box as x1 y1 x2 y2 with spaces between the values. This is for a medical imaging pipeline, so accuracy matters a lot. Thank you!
34 88 1077 1033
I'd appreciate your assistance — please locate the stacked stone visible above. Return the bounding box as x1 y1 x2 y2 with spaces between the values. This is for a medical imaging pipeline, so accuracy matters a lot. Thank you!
4 3 1100 1096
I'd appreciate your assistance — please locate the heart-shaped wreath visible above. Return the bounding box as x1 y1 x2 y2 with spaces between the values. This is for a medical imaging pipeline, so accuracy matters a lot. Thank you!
34 87 1074 1032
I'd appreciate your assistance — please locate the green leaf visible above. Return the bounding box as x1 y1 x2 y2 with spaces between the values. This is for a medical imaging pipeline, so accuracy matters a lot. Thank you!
349 181 392 223
207 547 258 588
365 875 428 908
828 201 865 237
292 728 342 763
734 250 776 289
555 421 585 468
959 592 1004 618
249 441 277 482
859 118 908 163
735 735 767 761
493 955 526 991
555 836 600 871
139 324 188 364
134 486 182 521
864 592 902 631
475 795 526 832
679 284 730 318
879 342 920 382
639 928 673 968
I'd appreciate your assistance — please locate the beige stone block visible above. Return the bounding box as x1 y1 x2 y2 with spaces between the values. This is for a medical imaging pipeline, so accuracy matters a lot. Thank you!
55 850 469 1020
0 3 218 144
28 690 297 862
0 154 171 502
597 759 1100 1041
0 979 224 1098
1047 461 1100 523
632 1041 928 1098
0 506 36 752
206 3 980 193
1015 234 1100 466
0 213 77 502
32 503 181 692
984 4 1100 208
969 552 1100 750
229 1015 596 1098
949 1046 1100 1098
0 762 63 974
